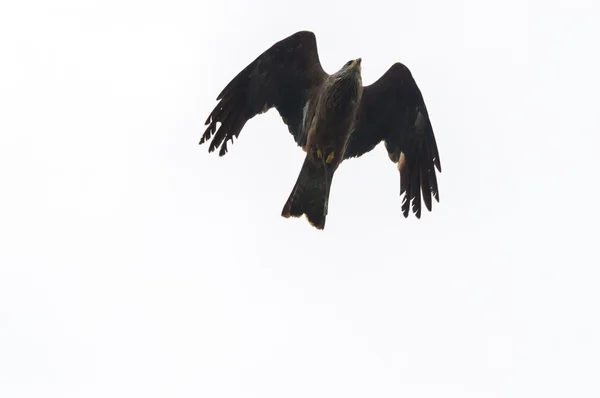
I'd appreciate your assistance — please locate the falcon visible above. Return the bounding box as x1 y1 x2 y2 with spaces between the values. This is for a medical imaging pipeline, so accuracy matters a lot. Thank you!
200 31 441 230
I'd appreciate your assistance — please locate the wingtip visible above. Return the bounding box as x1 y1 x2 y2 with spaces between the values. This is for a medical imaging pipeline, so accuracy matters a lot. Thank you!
424 200 432 212
294 30 316 39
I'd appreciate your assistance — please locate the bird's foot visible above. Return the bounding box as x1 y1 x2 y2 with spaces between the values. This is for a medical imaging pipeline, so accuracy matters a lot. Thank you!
314 148 334 164
325 151 335 164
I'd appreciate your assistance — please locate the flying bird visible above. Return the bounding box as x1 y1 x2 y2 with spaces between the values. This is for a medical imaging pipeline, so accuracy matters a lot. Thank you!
200 31 441 230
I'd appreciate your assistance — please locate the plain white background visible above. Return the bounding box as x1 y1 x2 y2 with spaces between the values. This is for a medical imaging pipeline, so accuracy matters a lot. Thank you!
1 0 599 397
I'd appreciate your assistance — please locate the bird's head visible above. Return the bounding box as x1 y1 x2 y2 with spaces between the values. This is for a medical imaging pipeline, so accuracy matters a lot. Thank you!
330 57 363 97
343 58 362 72
337 58 362 84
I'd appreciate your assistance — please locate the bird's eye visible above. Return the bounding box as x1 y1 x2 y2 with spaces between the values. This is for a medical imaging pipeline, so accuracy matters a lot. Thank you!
345 60 353 67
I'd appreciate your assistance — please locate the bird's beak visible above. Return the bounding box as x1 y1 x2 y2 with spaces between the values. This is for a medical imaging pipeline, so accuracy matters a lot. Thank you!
354 58 362 67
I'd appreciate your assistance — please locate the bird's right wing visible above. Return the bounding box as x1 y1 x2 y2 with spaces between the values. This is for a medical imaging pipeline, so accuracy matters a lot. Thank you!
343 63 442 219
200 31 329 156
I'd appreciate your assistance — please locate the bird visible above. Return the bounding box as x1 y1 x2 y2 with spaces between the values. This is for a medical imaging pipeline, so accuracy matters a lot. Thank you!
200 30 441 230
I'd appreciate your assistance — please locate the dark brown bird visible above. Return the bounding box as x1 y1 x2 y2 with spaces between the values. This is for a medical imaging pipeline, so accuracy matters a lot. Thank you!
200 31 442 230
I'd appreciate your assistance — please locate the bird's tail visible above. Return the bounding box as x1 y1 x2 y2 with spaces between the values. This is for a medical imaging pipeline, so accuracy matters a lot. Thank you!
281 154 334 230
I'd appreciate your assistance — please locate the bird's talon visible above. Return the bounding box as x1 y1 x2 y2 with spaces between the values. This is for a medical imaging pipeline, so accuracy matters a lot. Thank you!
317 149 323 159
326 151 335 164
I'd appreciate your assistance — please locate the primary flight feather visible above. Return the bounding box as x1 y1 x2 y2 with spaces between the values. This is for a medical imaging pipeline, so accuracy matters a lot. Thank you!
200 30 442 229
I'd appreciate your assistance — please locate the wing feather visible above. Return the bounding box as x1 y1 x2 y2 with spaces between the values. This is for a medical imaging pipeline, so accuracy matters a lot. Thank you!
201 31 328 156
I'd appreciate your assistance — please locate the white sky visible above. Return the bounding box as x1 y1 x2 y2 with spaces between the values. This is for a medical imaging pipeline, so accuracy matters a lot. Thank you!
1 0 599 397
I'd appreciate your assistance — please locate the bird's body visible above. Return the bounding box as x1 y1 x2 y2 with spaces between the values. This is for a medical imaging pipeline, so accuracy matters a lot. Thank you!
200 31 441 230
305 62 363 165
281 59 363 228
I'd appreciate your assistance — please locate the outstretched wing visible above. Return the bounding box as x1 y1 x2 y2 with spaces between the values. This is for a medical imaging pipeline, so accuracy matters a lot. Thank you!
343 62 442 218
200 31 328 156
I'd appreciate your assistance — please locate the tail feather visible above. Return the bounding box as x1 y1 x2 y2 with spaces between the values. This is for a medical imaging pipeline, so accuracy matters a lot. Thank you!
281 154 333 230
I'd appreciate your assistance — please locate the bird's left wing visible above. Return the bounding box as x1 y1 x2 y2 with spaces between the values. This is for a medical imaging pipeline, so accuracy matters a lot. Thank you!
200 31 328 156
343 62 442 218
